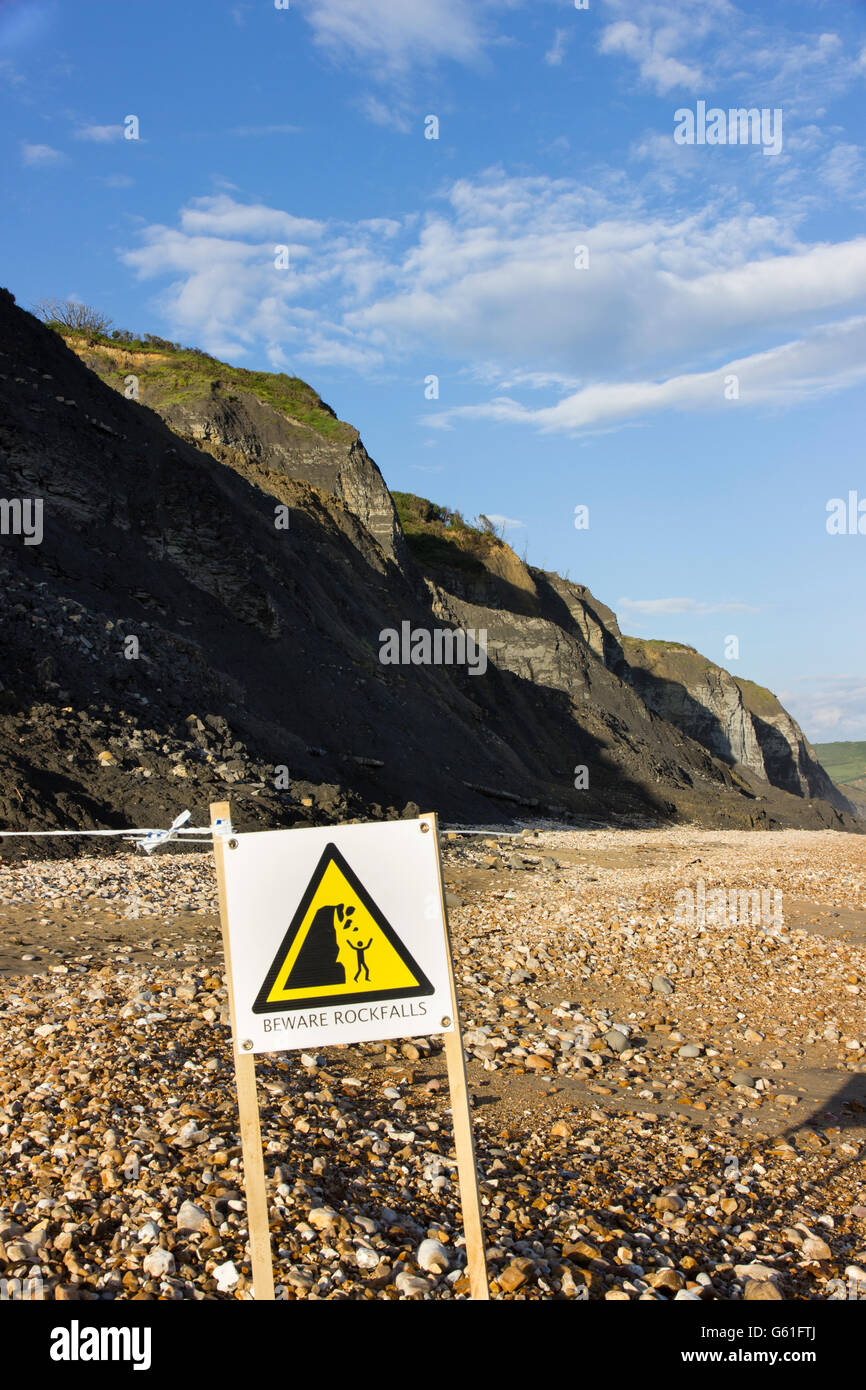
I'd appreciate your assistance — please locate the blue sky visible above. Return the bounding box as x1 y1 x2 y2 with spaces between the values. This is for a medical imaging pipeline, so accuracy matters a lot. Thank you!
2 0 866 740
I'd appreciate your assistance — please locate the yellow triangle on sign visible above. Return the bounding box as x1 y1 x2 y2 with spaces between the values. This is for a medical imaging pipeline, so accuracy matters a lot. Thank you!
253 843 434 1013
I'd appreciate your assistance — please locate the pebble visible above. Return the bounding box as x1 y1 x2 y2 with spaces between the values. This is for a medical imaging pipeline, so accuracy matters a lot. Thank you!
176 1200 209 1231
800 1236 832 1261
734 1264 779 1282
395 1272 430 1298
731 1071 755 1089
498 1258 534 1292
745 1279 782 1301
417 1239 450 1273
308 1207 338 1231
355 1246 381 1270
214 1260 239 1292
142 1248 175 1278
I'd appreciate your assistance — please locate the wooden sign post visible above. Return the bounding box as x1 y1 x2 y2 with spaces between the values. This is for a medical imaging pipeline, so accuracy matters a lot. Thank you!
210 801 275 1300
430 813 490 1301
210 802 489 1301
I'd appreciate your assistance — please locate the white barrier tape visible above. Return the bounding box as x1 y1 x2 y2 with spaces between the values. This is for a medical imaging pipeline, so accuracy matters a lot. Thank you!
0 810 233 854
130 809 192 854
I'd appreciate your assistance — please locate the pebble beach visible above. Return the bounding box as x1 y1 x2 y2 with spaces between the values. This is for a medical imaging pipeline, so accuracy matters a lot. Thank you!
1 825 864 1301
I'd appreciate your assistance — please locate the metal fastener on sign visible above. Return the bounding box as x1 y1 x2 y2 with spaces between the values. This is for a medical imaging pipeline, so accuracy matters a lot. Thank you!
441 1016 451 1028
228 839 239 849
420 823 430 833
240 1039 253 1051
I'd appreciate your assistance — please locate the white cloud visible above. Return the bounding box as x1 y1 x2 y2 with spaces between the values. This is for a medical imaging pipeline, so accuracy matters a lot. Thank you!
177 194 324 242
74 124 123 142
780 677 866 742
120 176 866 407
121 197 387 367
598 0 865 112
484 513 525 529
20 142 63 166
820 143 864 198
349 177 866 380
294 334 384 371
426 317 866 435
618 597 760 616
296 0 487 73
467 363 583 393
599 18 703 94
350 192 811 376
358 94 411 133
544 27 570 68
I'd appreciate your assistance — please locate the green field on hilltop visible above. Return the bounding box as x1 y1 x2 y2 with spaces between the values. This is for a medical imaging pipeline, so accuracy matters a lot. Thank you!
813 741 866 786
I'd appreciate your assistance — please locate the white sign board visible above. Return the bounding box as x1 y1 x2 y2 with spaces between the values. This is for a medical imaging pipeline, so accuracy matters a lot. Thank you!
221 816 456 1054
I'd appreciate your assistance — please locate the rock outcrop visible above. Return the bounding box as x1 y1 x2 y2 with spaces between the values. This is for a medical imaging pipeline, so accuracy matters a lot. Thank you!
65 337 410 572
394 493 857 824
622 640 853 814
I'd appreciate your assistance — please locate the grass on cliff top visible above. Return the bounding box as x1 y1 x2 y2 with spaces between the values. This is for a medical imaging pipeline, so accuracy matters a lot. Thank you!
391 491 505 575
622 637 709 673
624 639 781 712
812 741 866 785
623 637 697 655
733 677 781 718
56 327 354 442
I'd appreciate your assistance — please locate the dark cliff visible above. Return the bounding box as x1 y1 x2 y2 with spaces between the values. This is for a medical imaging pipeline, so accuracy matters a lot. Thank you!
0 293 858 850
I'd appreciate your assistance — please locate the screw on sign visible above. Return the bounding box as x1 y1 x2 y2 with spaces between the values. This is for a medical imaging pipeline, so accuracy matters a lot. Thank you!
210 803 489 1301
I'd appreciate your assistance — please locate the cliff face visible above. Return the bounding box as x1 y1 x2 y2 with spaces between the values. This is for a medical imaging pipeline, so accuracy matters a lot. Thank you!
63 337 410 572
394 494 857 826
425 575 736 816
734 677 848 806
538 573 630 678
622 640 768 774
622 640 853 814
0 296 560 840
0 295 858 844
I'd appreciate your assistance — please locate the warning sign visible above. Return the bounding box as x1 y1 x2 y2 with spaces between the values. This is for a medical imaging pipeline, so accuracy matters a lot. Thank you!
253 844 434 1012
220 817 455 1053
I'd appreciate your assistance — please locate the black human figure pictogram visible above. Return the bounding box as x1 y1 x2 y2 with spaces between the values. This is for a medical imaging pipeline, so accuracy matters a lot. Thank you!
344 908 373 982
350 938 372 981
